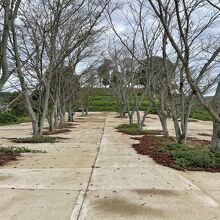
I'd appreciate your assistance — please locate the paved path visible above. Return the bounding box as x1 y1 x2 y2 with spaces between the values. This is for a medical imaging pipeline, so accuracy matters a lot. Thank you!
0 112 219 220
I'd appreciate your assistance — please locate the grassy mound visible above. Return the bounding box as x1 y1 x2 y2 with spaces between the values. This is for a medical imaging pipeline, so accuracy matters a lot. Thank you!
116 123 162 135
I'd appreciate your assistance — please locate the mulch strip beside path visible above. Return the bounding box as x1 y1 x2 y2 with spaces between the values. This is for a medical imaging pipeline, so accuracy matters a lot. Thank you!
0 123 76 165
6 136 69 143
132 136 175 168
132 135 220 172
0 152 20 166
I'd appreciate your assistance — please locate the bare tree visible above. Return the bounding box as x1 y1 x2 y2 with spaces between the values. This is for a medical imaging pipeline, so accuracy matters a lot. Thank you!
139 56 176 137
106 45 133 118
106 0 172 134
0 0 21 90
149 0 220 150
11 0 111 136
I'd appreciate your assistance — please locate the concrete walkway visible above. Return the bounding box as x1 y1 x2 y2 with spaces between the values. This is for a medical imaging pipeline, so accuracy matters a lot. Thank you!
0 112 220 220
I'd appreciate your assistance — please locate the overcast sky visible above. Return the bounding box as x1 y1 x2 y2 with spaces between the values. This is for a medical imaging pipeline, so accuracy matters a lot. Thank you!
2 0 220 96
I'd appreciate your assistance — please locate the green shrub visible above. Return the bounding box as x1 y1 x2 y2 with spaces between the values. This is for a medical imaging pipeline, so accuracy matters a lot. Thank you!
9 93 27 116
14 136 56 143
0 146 46 154
117 124 142 135
190 104 212 121
0 112 18 124
0 110 31 126
116 123 162 135
161 143 220 169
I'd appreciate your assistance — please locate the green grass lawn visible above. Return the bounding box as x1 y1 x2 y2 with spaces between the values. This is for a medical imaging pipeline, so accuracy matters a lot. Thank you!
90 88 212 121
89 95 118 111
89 88 151 112
0 88 213 126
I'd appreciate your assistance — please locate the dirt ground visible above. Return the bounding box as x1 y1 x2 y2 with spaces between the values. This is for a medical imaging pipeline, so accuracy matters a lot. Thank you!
0 112 219 220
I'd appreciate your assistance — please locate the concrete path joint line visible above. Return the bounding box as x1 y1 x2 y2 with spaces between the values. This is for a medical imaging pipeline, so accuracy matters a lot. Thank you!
70 113 107 220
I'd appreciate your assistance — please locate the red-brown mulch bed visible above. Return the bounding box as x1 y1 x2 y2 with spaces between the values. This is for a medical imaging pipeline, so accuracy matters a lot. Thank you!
132 135 220 172
132 136 175 168
0 152 20 166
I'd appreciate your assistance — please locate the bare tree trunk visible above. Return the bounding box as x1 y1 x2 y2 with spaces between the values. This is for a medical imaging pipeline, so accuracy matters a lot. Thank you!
31 120 39 136
157 90 169 137
68 104 74 122
136 110 142 129
54 109 58 128
180 111 191 144
81 104 85 116
210 83 220 151
158 113 169 137
60 106 65 124
170 97 182 143
37 5 62 134
128 109 134 124
60 113 64 124
0 0 22 91
47 104 57 132
38 79 52 135
47 115 53 132
141 111 148 128
11 23 40 136
70 112 75 122
0 0 11 91
119 110 123 118
122 103 126 117
85 107 88 115
211 120 220 151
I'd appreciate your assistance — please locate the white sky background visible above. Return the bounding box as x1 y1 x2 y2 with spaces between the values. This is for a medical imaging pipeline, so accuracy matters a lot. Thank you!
2 0 220 96
101 0 220 96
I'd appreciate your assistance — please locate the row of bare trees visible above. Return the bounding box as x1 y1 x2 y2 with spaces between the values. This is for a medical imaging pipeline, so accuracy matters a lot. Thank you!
1 0 220 150
0 0 113 135
99 0 220 151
